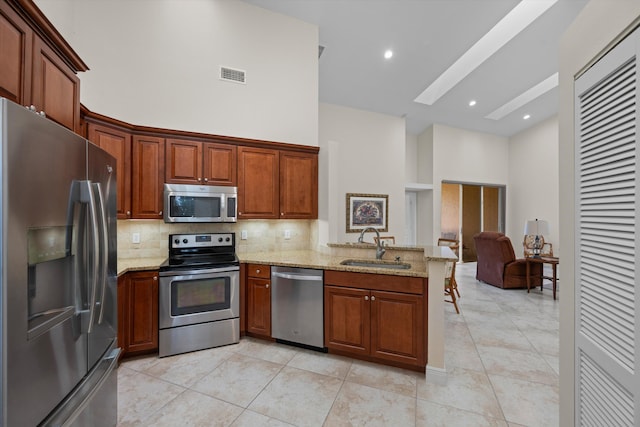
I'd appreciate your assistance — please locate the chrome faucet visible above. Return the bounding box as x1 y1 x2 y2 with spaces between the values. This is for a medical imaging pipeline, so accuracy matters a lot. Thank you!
358 227 386 260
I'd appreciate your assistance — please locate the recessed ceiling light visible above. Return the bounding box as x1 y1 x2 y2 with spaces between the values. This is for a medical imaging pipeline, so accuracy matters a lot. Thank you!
414 0 558 105
384 50 393 59
469 100 477 107
486 73 558 120
523 114 531 120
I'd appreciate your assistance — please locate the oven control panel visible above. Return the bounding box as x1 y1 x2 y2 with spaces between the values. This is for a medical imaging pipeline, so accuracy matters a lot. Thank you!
169 233 235 249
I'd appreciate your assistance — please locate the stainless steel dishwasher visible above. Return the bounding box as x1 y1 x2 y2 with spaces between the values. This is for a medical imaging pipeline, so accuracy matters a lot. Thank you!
271 266 325 350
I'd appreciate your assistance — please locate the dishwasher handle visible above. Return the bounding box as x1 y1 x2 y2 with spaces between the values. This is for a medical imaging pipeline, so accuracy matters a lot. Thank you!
272 272 323 282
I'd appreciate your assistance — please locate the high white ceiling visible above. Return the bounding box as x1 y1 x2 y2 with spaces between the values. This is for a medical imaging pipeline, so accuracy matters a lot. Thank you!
243 0 588 137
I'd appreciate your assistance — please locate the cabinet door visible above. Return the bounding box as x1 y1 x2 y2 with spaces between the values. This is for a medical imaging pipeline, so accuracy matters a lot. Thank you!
117 274 129 355
31 37 80 132
238 146 279 219
324 285 370 356
132 135 165 219
279 151 318 219
126 271 159 354
88 123 132 219
165 138 202 184
203 142 237 186
0 2 32 104
370 290 424 366
247 277 271 337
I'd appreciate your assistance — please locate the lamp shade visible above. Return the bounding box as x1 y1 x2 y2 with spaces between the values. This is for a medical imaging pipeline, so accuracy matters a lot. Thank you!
524 219 549 236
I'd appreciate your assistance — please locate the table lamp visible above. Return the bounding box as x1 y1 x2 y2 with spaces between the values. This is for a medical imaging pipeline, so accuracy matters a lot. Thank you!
524 219 549 258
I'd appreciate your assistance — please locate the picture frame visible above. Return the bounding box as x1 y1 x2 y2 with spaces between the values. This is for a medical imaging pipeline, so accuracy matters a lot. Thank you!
346 193 388 233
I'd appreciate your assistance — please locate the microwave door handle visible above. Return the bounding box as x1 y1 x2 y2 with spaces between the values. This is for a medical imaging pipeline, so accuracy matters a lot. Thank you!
221 194 226 211
80 180 100 334
94 182 109 325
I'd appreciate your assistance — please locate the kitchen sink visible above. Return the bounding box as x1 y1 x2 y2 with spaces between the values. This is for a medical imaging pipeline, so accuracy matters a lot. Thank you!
340 259 412 270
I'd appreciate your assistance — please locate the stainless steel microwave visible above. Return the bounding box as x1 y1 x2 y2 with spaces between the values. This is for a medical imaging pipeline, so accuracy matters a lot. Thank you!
164 184 237 223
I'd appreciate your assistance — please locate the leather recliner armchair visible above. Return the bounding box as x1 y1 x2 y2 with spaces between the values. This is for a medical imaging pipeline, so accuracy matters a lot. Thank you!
473 231 542 289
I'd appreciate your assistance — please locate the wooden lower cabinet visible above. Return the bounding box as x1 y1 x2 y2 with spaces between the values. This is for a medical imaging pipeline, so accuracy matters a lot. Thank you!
370 290 424 366
324 271 426 368
324 286 370 356
118 270 159 357
246 264 271 338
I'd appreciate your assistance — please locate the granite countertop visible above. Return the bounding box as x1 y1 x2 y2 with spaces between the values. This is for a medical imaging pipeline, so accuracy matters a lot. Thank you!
240 250 428 278
117 257 165 276
116 246 455 278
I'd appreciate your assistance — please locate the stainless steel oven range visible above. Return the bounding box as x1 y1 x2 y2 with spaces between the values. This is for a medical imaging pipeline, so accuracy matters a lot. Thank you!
159 232 240 357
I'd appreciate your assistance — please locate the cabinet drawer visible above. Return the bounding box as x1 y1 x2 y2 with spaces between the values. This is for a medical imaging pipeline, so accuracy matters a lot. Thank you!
324 270 424 295
247 263 270 279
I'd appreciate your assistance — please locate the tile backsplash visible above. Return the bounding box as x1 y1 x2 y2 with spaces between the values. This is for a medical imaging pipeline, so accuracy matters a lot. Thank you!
117 219 315 260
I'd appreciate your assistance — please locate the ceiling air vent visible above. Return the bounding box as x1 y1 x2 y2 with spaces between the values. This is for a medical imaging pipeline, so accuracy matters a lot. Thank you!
220 66 246 84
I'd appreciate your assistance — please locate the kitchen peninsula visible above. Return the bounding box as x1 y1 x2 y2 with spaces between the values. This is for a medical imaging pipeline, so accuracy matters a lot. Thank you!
117 243 455 382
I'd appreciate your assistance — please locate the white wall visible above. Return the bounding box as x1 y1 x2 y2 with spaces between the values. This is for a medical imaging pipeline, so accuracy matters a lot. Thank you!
35 0 319 147
508 116 560 254
405 133 418 183
414 127 434 245
318 103 406 245
559 2 640 425
429 124 509 242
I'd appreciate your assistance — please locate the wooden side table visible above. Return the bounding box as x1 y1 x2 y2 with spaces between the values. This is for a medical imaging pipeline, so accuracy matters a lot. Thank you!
526 256 559 300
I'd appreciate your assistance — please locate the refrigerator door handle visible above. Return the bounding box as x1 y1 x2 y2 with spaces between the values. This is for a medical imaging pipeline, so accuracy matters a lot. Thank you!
65 180 88 321
94 182 109 325
80 180 100 334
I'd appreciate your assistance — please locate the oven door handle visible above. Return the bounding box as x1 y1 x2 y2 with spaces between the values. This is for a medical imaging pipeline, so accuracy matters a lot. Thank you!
159 266 240 277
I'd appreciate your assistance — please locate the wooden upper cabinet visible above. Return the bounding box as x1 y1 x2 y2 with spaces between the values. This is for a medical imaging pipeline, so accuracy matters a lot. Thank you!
31 37 80 132
132 135 165 219
0 1 86 133
238 146 279 219
203 142 237 186
0 2 32 104
88 122 132 219
166 138 237 186
165 138 202 184
280 151 318 219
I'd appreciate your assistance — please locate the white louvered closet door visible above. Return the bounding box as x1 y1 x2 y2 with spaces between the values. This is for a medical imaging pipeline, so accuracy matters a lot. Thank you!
575 27 639 426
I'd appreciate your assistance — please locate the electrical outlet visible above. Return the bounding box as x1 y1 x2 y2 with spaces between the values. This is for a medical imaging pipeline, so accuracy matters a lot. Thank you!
284 230 291 240
241 230 248 240
132 232 141 244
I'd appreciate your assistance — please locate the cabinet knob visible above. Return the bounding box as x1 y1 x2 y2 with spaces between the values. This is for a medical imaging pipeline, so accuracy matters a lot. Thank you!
256 269 261 273
281 213 284 216
197 178 202 182
266 284 269 289
159 211 163 216
153 276 158 281
126 211 131 216
371 295 376 301
204 178 208 182
364 296 369 301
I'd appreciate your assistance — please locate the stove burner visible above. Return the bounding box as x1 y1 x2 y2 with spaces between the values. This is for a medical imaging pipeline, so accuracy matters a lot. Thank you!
160 232 239 272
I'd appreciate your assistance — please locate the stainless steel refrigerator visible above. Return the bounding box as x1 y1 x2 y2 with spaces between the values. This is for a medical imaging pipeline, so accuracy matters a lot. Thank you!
0 98 120 426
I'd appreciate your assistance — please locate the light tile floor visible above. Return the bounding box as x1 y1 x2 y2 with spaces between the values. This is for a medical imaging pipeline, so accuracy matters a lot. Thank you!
117 262 559 426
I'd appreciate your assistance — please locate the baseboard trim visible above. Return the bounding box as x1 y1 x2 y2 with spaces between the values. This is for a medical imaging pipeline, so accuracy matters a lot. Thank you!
426 365 448 385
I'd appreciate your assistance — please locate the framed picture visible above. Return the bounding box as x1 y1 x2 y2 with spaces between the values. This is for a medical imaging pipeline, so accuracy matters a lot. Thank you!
346 193 388 233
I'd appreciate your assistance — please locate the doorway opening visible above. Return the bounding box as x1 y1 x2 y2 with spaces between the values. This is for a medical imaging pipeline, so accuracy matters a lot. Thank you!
441 182 505 262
